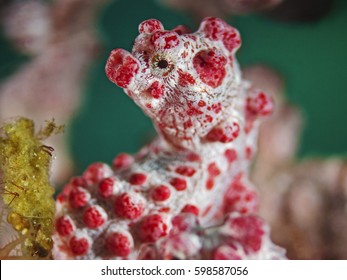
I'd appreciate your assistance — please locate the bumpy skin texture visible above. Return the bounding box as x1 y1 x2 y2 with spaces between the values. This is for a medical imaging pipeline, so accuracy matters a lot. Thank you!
53 18 285 260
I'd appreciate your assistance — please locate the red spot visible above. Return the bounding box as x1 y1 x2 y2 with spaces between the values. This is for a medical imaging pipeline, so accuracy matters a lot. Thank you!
213 245 242 260
105 232 132 257
56 216 75 237
98 177 116 198
170 177 187 191
208 163 221 177
83 162 112 185
158 207 171 213
186 101 203 116
175 166 196 177
181 204 200 216
69 234 90 256
178 70 195 87
139 19 164 34
246 92 273 116
114 193 144 220
224 149 237 163
139 214 168 242
226 215 265 253
193 49 227 88
183 119 193 129
206 122 240 143
186 153 201 162
198 100 206 107
129 173 147 185
212 103 222 114
148 81 164 99
151 185 171 201
246 147 252 160
69 187 90 209
113 153 134 170
152 31 180 49
204 115 213 123
106 49 139 88
171 214 198 233
206 178 214 190
83 206 107 229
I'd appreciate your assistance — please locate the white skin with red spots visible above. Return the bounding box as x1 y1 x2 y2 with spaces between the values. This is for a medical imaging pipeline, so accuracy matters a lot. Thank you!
53 18 285 259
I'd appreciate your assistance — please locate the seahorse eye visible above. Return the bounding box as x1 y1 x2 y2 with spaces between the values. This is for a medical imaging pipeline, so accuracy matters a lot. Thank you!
157 59 169 69
151 54 174 77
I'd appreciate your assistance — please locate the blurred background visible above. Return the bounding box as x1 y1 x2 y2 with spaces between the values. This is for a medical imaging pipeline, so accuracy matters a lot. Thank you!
1 0 347 259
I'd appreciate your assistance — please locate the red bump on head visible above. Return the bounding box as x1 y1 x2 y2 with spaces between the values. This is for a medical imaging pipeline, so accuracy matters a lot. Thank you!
246 91 274 116
98 177 116 198
106 48 139 88
170 177 187 191
199 17 241 53
181 204 200 216
113 153 134 170
193 49 227 88
151 31 180 50
69 187 90 209
139 19 164 34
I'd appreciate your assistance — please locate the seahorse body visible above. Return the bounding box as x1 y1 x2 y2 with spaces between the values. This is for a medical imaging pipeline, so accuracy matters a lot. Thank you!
53 18 285 260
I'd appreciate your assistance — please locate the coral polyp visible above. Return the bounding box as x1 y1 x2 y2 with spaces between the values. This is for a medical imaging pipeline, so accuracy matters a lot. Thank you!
53 17 285 259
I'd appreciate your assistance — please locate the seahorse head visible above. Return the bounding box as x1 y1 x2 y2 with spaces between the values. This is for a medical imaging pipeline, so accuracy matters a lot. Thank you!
106 18 242 147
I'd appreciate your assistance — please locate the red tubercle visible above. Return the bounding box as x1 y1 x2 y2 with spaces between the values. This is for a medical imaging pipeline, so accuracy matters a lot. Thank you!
151 185 171 202
139 214 168 242
139 19 164 34
83 205 107 229
83 162 113 186
200 17 241 52
193 49 227 88
114 193 144 220
175 166 196 177
158 207 171 213
212 103 222 114
106 48 139 88
69 187 90 209
98 177 116 198
129 173 147 185
170 177 187 191
56 216 75 237
113 153 134 170
224 149 237 163
105 231 133 257
181 204 200 216
69 234 90 256
225 215 265 253
246 91 273 117
204 115 213 123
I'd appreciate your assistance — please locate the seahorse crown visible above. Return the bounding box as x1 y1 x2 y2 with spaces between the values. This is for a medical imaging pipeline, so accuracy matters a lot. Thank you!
106 18 242 148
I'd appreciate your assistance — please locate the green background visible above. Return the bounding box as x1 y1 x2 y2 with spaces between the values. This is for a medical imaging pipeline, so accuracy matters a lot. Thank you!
1 0 347 174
